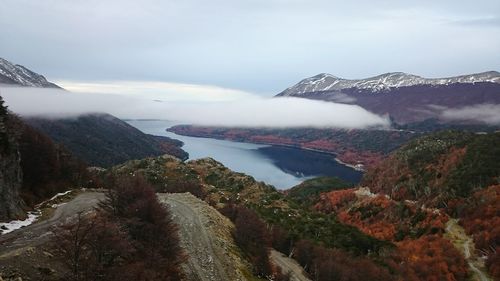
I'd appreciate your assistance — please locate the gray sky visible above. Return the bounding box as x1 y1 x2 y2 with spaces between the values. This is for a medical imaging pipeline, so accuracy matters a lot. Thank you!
1 0 499 95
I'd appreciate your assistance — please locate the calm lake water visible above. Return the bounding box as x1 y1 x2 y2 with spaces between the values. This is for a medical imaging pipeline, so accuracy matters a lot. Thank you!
127 120 362 189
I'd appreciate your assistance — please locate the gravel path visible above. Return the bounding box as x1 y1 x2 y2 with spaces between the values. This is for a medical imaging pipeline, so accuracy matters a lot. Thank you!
159 193 247 281
1 191 311 281
0 191 105 258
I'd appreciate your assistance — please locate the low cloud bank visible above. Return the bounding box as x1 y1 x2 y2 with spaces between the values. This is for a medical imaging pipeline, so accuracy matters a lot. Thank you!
441 103 500 125
56 80 255 102
0 86 389 129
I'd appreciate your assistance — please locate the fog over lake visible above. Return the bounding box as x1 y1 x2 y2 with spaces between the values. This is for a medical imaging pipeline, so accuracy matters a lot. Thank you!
127 120 362 189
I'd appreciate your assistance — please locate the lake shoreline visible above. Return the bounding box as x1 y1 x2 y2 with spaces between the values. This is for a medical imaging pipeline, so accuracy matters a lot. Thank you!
126 120 363 189
167 128 366 172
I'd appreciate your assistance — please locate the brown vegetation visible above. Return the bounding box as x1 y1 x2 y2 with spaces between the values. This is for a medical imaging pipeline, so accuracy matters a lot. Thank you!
53 175 185 281
220 204 273 278
293 239 393 281
452 184 500 279
395 235 468 281
313 187 469 280
19 122 88 206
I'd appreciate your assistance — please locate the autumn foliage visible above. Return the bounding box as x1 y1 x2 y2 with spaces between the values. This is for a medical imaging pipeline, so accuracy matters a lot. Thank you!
395 235 468 281
454 184 500 279
312 186 469 280
315 188 447 241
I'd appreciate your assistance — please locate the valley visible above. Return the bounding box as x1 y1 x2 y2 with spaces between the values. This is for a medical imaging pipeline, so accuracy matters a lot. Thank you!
0 57 499 281
167 124 418 169
128 120 362 188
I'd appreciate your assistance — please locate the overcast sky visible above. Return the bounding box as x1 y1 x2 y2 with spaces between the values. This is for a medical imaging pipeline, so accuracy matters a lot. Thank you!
1 0 499 96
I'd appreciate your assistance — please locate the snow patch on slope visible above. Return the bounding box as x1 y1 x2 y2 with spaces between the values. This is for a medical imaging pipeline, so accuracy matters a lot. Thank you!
0 211 41 235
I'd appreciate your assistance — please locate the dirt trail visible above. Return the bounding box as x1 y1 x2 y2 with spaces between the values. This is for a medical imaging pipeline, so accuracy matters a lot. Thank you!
158 193 248 281
445 219 491 281
1 191 311 281
0 191 105 258
270 250 311 281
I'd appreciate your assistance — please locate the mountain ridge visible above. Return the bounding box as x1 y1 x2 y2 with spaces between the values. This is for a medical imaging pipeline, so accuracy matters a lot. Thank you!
278 71 500 95
0 58 60 88
25 113 188 167
276 71 500 124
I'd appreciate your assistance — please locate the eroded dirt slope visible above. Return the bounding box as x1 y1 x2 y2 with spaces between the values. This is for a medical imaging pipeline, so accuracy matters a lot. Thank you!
159 192 251 281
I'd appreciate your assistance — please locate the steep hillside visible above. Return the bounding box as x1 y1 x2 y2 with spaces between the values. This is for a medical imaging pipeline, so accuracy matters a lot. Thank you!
314 186 471 280
276 72 500 124
25 113 188 167
110 156 434 280
108 154 487 280
0 58 60 88
0 97 25 221
312 131 499 279
452 185 500 279
110 155 390 251
17 120 88 207
0 96 88 222
362 131 500 207
159 193 252 281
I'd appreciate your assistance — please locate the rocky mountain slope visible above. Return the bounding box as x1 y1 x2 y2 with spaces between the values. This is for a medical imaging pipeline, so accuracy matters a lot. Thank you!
26 113 188 167
0 58 60 88
277 71 500 124
362 131 499 206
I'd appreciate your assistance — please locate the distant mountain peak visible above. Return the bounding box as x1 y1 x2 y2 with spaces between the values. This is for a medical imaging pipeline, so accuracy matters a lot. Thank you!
279 71 500 96
0 57 60 88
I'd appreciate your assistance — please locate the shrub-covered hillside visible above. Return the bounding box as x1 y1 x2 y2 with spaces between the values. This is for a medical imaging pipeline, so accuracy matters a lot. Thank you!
26 114 188 167
362 131 500 208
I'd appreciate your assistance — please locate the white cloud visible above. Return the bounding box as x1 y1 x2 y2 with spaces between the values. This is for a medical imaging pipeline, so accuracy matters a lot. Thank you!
56 80 254 102
441 103 500 125
0 85 389 129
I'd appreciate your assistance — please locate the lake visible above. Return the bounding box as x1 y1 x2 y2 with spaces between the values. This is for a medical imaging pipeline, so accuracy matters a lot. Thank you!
127 120 362 189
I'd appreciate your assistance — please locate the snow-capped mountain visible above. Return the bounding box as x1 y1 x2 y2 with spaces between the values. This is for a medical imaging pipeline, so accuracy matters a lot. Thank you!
276 71 500 124
279 71 500 96
0 57 60 88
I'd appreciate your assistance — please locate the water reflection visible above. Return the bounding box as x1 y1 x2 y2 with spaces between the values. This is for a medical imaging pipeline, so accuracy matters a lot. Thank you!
127 120 361 189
